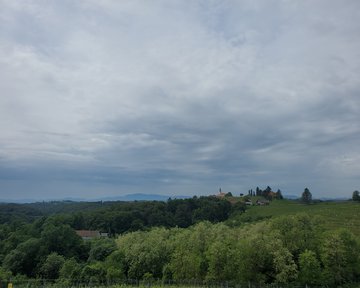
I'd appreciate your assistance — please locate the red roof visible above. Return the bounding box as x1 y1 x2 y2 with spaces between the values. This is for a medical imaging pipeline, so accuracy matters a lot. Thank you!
76 230 100 238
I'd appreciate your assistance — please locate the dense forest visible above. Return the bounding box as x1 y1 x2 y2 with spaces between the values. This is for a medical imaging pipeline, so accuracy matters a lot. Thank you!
0 191 360 287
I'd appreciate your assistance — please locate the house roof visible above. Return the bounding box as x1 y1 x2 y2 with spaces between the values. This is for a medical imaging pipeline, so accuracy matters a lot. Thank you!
76 230 100 238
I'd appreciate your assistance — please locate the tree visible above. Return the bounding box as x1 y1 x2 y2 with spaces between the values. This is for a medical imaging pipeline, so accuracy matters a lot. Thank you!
0 267 12 283
352 190 360 201
88 238 116 262
117 227 174 279
104 250 126 284
58 258 82 286
276 189 284 200
80 262 107 286
320 229 360 286
298 250 321 285
39 252 65 280
263 186 272 199
273 247 298 283
169 222 214 281
2 248 26 276
271 214 323 257
301 188 312 204
40 223 87 259
205 225 238 282
3 238 44 277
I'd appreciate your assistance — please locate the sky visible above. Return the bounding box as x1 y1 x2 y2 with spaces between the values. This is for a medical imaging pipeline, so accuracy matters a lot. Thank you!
0 0 359 201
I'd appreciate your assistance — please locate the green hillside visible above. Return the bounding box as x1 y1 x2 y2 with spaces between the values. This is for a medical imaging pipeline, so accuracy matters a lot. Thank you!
228 199 360 236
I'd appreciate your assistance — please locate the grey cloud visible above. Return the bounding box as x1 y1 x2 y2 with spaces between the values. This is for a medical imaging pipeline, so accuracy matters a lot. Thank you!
0 0 359 199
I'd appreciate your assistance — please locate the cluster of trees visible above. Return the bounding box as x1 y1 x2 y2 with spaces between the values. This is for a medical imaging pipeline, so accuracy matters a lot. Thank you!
0 217 88 277
115 215 360 286
0 196 245 284
3 214 357 286
247 186 283 200
68 196 235 234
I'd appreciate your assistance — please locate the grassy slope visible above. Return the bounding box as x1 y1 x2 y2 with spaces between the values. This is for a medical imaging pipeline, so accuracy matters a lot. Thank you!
228 199 360 236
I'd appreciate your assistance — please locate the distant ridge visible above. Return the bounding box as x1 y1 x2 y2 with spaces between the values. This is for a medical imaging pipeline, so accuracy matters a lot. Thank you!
94 193 191 202
0 193 191 203
283 194 298 200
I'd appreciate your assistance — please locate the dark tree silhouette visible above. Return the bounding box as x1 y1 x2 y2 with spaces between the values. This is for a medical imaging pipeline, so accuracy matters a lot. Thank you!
352 190 360 201
301 188 312 204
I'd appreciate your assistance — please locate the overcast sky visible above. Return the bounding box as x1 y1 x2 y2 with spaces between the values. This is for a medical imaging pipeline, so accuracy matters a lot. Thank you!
0 0 359 200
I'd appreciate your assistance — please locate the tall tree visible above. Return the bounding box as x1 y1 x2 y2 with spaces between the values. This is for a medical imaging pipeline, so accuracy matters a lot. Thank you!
301 188 312 204
352 190 360 201
276 189 284 200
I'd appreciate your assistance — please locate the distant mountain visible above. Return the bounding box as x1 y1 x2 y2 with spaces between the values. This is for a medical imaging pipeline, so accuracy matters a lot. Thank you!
284 194 299 200
318 197 349 201
0 193 191 203
95 193 191 202
0 198 38 204
282 195 350 201
0 197 88 204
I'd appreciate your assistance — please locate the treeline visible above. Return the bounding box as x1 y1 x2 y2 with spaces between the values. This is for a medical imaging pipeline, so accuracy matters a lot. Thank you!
2 214 359 287
0 204 43 224
247 186 283 200
48 197 235 234
0 197 238 233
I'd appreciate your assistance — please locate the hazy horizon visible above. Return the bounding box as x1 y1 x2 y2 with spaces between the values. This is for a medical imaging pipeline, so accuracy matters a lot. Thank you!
1 1 359 200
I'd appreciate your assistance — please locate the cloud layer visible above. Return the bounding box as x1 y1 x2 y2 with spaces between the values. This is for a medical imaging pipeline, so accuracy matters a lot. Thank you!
1 0 359 199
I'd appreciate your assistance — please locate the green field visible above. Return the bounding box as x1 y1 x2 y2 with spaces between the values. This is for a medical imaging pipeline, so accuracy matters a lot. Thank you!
228 199 360 236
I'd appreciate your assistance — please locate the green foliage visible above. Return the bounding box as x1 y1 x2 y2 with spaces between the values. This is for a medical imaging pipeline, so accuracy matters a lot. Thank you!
0 203 42 224
169 222 216 281
272 247 298 283
271 214 323 256
77 261 106 286
40 222 87 259
103 250 126 283
298 250 321 285
0 267 12 282
58 258 82 286
205 228 237 282
235 225 276 284
39 252 65 280
320 229 360 285
117 227 174 280
88 238 116 262
227 200 360 237
3 238 44 277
